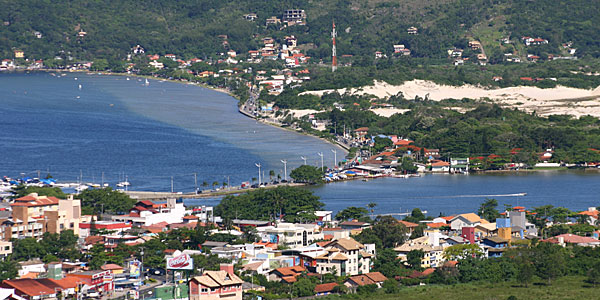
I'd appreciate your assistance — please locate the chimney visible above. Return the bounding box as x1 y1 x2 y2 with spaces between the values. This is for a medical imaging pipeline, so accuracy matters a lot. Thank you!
220 263 234 276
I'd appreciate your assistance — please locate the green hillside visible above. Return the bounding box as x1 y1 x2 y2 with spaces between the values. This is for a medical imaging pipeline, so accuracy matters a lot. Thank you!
1 0 599 61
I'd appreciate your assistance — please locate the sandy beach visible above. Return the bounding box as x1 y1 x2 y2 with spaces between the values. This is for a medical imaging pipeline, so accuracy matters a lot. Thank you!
301 80 600 117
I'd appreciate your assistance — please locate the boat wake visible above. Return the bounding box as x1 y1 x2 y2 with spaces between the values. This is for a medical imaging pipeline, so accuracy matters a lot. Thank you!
438 193 527 198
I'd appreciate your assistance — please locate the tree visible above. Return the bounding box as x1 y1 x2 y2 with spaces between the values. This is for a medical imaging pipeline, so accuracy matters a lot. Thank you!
289 165 323 184
292 276 316 297
215 186 324 222
79 187 136 215
478 198 501 222
269 170 275 181
0 260 18 280
406 250 425 270
11 186 66 199
359 216 409 248
367 202 377 215
443 244 484 260
335 206 369 221
587 260 600 286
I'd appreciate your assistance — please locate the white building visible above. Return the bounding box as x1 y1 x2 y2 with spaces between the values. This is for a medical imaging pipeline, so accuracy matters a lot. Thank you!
112 199 186 226
256 222 323 248
315 237 373 276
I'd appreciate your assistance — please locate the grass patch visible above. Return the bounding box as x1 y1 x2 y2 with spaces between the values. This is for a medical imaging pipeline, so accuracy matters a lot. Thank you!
328 276 593 300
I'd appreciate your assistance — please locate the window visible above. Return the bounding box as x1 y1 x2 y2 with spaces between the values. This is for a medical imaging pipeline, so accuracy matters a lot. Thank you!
201 288 208 293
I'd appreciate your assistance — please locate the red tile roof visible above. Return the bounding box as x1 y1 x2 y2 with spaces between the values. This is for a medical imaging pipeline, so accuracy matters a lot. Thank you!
543 234 600 245
398 220 419 228
427 222 448 228
2 279 55 297
315 282 338 293
100 264 123 271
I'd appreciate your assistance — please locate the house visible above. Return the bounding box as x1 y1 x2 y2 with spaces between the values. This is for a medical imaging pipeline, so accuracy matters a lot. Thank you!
315 237 373 276
424 148 440 160
243 13 257 21
542 234 600 247
255 222 323 248
265 16 281 25
354 127 369 141
314 282 338 296
131 45 145 55
149 61 164 69
0 279 56 300
268 266 306 283
448 48 463 58
283 9 306 23
79 221 131 238
482 236 508 257
14 50 24 58
339 221 370 231
165 54 177 61
394 234 444 268
397 220 419 235
430 160 450 172
450 158 469 173
65 270 113 294
469 41 482 50
18 260 45 278
407 27 418 35
449 213 485 231
100 264 124 275
578 208 599 225
344 272 387 290
393 45 405 53
189 264 243 300
111 198 186 226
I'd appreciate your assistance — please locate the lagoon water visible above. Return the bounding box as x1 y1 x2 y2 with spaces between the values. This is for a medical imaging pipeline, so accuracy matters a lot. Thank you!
1 72 599 215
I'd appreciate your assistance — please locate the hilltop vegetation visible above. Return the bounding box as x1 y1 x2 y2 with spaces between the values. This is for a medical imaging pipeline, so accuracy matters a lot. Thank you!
1 0 599 61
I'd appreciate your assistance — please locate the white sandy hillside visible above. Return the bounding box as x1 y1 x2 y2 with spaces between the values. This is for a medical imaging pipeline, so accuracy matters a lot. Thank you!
300 80 600 118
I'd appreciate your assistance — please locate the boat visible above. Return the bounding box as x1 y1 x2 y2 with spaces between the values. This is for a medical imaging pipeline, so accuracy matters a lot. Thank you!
362 178 369 182
116 181 130 187
78 84 82 90
144 78 149 86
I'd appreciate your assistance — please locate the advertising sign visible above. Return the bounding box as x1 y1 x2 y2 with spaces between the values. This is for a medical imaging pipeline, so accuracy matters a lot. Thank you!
167 253 194 270
129 260 141 278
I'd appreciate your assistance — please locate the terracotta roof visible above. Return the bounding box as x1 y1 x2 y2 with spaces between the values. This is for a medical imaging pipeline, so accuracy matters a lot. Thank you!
398 220 419 228
339 221 369 227
578 211 599 217
242 262 263 271
84 236 104 245
19 272 39 279
281 276 297 283
431 161 450 167
364 272 387 282
2 279 55 297
192 270 243 288
183 215 199 219
315 282 338 293
453 213 482 223
274 266 305 276
326 237 364 251
100 264 123 270
49 277 86 289
543 234 600 245
427 222 448 228
11 195 60 207
346 275 376 286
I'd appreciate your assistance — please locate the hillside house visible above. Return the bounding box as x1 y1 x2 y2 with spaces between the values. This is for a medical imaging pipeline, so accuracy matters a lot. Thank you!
315 238 373 276
407 27 418 35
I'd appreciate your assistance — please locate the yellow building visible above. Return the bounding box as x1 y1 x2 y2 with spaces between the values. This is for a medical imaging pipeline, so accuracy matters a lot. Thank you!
14 50 24 58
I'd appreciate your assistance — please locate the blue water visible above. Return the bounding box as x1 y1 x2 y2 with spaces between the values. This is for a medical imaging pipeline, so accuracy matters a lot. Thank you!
0 72 344 190
2 72 599 216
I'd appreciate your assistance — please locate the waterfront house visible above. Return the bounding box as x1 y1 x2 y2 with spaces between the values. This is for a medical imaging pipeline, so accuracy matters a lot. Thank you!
111 198 186 226
256 222 323 248
430 160 450 172
189 264 243 300
450 158 469 173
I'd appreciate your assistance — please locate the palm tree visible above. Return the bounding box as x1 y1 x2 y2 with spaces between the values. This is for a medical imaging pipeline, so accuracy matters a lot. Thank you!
201 181 208 188
251 177 257 183
212 181 219 189
269 170 275 181
367 202 377 216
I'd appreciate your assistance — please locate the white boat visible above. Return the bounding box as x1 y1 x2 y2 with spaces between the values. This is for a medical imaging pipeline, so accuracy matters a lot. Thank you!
116 181 130 187
144 78 149 86
78 84 82 90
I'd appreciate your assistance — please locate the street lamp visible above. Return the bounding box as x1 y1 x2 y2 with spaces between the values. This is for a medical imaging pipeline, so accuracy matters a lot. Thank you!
255 163 261 185
300 156 307 165
280 160 287 181
317 152 324 171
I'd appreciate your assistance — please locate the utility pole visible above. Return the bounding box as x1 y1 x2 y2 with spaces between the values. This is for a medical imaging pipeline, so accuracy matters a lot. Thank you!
281 160 288 181
194 173 197 192
317 152 324 171
101 172 104 187
255 163 261 185
171 176 174 193
331 149 337 169
300 156 307 165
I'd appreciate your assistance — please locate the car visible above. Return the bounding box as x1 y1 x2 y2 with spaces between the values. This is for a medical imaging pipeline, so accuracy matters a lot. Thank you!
146 268 166 276
250 184 259 188
281 180 288 183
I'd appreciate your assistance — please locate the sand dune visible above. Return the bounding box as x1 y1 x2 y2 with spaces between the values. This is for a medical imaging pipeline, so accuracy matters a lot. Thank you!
301 80 600 117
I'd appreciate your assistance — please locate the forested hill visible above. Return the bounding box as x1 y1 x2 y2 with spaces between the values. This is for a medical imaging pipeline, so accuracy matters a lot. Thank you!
1 0 599 61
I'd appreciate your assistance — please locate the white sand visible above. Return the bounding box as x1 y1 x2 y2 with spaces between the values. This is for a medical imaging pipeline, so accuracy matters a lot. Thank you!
370 108 410 117
286 109 323 118
301 80 600 117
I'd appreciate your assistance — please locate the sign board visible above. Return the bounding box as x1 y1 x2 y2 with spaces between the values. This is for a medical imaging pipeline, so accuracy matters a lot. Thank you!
129 260 142 278
167 253 194 270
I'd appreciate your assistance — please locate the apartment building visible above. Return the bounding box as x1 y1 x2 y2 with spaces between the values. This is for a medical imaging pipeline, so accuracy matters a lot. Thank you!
0 193 81 241
315 237 373 276
256 222 323 248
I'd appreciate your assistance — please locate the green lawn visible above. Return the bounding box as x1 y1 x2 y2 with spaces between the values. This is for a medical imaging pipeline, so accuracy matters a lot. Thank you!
328 276 596 300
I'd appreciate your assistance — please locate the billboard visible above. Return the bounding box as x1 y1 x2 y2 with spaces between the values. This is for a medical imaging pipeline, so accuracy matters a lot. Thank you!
129 260 142 278
167 253 194 270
